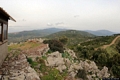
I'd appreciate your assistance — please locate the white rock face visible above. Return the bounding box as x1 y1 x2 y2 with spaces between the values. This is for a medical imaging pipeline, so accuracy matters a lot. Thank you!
45 50 110 80
77 60 110 80
97 66 110 78
46 51 66 72
65 49 77 58
0 51 40 80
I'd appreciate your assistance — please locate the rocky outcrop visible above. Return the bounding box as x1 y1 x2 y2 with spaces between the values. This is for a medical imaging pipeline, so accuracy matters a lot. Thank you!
24 43 49 60
0 50 40 80
65 49 77 58
44 50 110 80
27 38 44 43
5 45 110 80
45 51 67 72
77 60 110 80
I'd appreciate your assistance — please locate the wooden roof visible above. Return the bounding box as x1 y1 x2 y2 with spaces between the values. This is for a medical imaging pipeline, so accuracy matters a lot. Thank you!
0 7 16 22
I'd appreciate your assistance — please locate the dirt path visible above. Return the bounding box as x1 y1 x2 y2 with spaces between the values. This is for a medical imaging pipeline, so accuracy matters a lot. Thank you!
102 35 120 49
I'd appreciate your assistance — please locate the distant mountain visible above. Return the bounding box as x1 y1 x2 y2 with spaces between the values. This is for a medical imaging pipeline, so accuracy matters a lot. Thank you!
8 28 66 43
85 30 116 36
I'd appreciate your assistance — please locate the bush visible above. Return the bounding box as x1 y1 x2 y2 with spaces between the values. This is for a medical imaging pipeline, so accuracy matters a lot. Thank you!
27 57 38 67
43 39 64 53
97 53 108 66
111 65 120 77
27 57 33 64
59 36 68 44
116 41 120 53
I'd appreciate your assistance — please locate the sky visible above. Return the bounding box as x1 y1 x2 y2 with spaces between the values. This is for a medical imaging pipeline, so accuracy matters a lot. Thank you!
0 0 120 33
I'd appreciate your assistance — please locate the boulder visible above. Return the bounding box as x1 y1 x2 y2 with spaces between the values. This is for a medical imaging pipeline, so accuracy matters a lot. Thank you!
46 51 67 72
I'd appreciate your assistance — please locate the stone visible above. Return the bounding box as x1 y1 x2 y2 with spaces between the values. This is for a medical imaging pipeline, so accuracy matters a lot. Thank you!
0 51 40 80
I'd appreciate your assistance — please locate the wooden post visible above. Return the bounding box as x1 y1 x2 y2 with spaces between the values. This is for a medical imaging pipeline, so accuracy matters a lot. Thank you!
1 23 3 42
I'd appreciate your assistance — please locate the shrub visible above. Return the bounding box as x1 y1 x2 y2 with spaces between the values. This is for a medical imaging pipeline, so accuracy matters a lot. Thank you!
27 57 33 64
111 65 120 77
43 39 64 53
59 36 68 44
41 68 63 80
116 41 120 53
27 57 38 67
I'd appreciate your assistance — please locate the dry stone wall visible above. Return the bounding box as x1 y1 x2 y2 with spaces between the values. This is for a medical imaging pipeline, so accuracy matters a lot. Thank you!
0 50 40 80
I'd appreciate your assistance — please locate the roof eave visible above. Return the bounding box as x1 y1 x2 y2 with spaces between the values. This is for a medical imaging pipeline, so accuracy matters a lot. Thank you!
9 17 16 22
0 7 16 22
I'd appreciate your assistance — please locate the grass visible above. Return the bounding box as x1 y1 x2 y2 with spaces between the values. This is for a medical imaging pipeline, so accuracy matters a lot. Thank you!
41 68 64 80
8 42 40 52
106 45 118 58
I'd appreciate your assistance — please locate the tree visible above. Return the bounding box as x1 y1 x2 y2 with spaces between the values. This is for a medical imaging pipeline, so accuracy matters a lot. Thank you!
43 39 64 53
97 53 108 66
111 65 120 77
116 41 120 53
59 36 68 44
110 54 120 77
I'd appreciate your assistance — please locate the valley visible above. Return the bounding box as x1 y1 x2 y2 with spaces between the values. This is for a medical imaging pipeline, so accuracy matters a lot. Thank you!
1 29 119 80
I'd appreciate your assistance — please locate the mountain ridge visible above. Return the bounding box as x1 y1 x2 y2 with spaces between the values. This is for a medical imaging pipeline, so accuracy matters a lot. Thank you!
85 30 116 36
8 28 117 43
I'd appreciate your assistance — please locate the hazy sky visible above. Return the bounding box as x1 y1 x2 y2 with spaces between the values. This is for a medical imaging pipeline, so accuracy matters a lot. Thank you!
0 0 120 33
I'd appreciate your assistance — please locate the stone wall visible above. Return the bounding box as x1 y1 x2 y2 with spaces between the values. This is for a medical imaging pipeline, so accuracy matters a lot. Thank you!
0 50 40 80
0 42 7 66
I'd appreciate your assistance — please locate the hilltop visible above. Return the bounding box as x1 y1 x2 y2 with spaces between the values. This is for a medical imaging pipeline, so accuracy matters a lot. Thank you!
46 30 95 38
45 30 95 47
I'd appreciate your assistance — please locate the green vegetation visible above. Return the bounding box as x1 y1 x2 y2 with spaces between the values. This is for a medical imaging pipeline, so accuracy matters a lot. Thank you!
8 29 120 78
41 68 63 80
27 57 38 68
45 30 95 48
46 30 95 39
42 56 47 60
62 52 70 58
45 50 53 55
59 36 68 45
29 57 68 80
43 39 64 53
80 36 116 48
62 52 73 62
106 45 118 57
8 28 65 43
8 42 40 52
75 35 120 78
116 40 120 53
